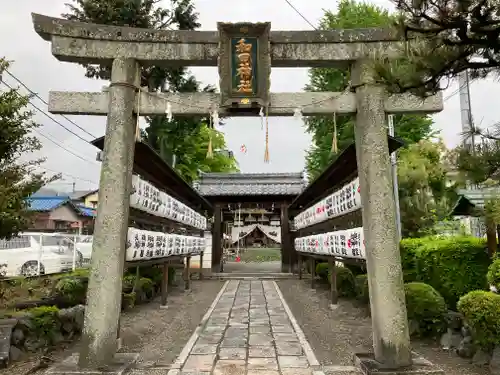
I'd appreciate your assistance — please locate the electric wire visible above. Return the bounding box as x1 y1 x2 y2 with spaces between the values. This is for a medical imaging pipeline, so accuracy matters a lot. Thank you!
3 69 98 139
283 0 318 30
1 80 100 166
1 78 96 144
36 166 99 185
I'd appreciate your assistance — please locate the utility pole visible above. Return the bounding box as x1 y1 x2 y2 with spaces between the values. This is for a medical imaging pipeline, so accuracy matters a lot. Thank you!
459 70 474 149
388 114 402 241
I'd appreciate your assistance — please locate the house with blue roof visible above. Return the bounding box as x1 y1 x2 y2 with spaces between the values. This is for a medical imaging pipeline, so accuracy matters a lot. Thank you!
26 196 96 233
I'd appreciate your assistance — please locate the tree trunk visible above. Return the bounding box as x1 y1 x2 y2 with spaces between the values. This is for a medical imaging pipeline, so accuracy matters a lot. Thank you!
486 217 497 258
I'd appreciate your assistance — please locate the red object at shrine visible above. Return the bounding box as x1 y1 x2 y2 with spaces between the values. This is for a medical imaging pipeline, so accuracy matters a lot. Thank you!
236 256 241 262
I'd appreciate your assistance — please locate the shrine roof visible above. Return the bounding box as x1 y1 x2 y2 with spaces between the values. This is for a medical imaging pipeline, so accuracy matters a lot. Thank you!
193 172 306 197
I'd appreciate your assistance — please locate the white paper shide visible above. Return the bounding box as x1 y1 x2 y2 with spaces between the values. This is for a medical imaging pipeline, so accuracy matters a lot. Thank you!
130 175 207 230
293 177 361 229
126 227 206 262
294 227 366 260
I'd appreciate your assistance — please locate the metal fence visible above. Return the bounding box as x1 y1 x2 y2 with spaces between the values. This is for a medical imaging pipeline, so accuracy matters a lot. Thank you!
0 232 93 278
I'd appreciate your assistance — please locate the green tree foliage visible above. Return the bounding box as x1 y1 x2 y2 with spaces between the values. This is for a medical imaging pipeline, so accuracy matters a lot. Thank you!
453 137 500 256
63 0 238 183
174 124 239 183
0 59 58 239
305 0 434 180
374 0 500 96
397 139 454 237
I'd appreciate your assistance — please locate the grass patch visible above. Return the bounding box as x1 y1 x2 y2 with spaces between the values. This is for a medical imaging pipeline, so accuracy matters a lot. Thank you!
239 248 281 263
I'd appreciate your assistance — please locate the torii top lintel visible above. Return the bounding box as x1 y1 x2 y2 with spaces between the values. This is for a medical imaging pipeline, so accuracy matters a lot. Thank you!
31 13 406 69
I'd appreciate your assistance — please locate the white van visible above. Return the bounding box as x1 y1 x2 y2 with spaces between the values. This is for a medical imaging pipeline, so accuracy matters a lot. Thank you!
0 233 76 277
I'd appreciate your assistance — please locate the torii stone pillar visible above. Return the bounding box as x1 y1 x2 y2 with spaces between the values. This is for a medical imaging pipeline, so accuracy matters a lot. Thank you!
351 61 411 368
79 58 139 368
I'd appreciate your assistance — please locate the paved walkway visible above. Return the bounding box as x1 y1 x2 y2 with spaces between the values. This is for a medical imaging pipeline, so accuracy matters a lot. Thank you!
169 280 321 375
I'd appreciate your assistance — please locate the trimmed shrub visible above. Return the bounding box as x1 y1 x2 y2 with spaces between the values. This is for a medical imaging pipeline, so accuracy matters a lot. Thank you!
122 292 136 309
329 266 356 297
404 282 447 337
487 258 500 291
354 274 369 304
54 277 87 304
458 290 500 350
315 263 330 282
400 238 429 282
400 236 490 309
344 263 366 276
139 266 163 289
26 306 61 344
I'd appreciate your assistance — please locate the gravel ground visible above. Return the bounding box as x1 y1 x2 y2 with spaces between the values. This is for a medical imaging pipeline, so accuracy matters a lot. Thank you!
277 279 489 375
0 279 225 375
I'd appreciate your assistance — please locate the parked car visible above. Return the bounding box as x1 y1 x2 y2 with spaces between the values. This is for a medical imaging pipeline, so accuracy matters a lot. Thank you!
75 236 93 266
0 233 76 277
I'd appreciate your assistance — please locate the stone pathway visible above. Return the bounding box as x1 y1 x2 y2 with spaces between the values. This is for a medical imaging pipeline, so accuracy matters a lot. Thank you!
170 280 321 375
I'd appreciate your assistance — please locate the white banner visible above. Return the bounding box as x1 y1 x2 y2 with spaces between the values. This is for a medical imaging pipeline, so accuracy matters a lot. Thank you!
294 227 365 260
231 224 281 244
293 177 361 229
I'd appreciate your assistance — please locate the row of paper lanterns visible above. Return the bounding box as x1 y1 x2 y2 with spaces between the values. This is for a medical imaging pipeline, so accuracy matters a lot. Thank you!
294 227 366 260
294 177 362 230
130 175 207 230
126 228 206 262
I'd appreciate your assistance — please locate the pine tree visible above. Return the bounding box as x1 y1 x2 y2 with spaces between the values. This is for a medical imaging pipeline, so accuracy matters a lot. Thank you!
375 0 500 96
63 0 238 182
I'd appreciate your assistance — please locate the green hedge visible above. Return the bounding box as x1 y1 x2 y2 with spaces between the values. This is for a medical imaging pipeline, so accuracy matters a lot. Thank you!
328 266 356 298
458 290 500 350
400 236 490 309
315 263 330 281
487 258 500 291
404 282 447 337
314 263 356 297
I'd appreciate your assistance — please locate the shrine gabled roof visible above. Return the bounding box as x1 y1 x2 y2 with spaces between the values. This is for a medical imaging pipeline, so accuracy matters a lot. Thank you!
193 172 306 197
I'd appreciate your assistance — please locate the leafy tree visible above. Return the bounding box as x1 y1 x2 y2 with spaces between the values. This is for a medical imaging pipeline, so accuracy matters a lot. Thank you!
0 59 58 239
305 0 434 180
397 139 454 237
63 0 238 181
374 0 500 96
174 124 239 183
454 135 500 256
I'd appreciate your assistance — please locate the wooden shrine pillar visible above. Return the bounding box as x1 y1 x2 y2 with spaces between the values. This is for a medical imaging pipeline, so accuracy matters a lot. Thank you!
280 203 292 273
211 204 223 272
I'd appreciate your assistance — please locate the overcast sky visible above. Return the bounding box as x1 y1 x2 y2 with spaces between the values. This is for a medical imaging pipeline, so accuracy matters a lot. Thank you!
1 0 500 192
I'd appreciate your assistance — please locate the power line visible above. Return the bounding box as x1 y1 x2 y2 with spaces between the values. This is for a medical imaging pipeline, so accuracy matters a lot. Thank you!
4 69 98 139
1 80 100 166
283 0 318 30
37 165 98 185
1 80 96 145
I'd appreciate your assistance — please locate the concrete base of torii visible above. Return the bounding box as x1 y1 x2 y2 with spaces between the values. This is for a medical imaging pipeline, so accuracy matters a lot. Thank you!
354 352 445 375
44 353 138 375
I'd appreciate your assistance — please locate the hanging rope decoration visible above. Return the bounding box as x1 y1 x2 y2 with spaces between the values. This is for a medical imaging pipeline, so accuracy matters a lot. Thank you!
206 112 214 159
135 90 142 142
207 108 219 159
331 112 338 154
264 105 270 163
259 106 264 130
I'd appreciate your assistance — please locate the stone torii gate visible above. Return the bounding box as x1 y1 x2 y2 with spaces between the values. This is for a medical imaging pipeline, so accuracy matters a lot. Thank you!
32 14 443 374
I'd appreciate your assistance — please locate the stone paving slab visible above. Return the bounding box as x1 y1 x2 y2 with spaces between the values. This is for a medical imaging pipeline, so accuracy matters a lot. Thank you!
177 280 319 375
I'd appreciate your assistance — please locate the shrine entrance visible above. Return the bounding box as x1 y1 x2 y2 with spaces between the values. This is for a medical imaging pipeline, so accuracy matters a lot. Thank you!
194 172 305 273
